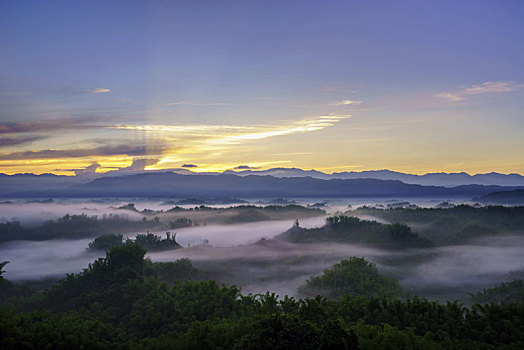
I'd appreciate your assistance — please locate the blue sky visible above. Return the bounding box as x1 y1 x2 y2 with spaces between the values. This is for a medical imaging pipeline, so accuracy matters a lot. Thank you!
1 0 523 174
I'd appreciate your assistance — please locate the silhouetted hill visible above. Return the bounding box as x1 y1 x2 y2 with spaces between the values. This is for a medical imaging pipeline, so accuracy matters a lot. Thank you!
2 168 523 195
0 173 84 194
476 189 524 205
3 172 520 198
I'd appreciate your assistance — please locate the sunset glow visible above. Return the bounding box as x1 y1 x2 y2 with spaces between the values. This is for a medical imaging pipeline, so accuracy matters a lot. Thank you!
1 1 523 176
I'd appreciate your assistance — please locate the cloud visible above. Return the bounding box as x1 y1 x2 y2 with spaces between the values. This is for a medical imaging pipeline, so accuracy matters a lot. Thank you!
88 88 110 94
0 115 347 171
0 135 45 148
181 164 198 168
215 115 350 144
71 162 101 176
332 99 363 106
111 115 350 146
119 158 160 171
56 158 161 176
463 81 516 95
435 81 519 102
434 92 465 102
0 145 161 160
0 119 103 134
164 101 235 106
234 165 261 170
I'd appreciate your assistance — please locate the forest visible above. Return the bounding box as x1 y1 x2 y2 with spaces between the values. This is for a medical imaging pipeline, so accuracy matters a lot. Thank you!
278 215 432 248
1 203 524 349
354 205 524 244
1 242 523 349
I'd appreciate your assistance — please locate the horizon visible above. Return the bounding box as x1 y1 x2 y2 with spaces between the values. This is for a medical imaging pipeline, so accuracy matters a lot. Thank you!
1 1 523 176
2 166 524 178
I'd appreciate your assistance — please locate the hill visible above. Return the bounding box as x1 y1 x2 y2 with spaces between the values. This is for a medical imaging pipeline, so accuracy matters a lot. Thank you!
476 189 524 205
3 172 520 198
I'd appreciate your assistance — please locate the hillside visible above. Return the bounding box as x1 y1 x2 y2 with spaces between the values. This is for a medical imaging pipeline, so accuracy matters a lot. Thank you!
476 189 524 205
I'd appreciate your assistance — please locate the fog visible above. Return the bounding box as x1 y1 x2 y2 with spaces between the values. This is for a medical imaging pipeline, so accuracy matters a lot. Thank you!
0 238 104 280
3 229 524 301
137 216 326 247
1 198 520 302
149 240 390 296
0 201 146 225
0 196 472 226
403 236 524 287
398 236 524 301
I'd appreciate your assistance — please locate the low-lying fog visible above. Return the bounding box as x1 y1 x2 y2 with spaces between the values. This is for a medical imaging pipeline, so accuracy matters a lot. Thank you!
135 216 326 247
1 197 514 303
0 217 324 281
2 232 524 302
149 235 524 300
0 196 472 225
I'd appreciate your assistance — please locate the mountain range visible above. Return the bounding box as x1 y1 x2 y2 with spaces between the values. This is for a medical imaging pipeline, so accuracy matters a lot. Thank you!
2 167 523 195
1 171 522 199
221 168 524 187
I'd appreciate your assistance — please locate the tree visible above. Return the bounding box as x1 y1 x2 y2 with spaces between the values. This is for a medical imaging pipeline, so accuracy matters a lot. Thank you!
300 257 403 299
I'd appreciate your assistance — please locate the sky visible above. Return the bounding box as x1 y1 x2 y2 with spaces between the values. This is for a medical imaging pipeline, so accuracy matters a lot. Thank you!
1 0 523 175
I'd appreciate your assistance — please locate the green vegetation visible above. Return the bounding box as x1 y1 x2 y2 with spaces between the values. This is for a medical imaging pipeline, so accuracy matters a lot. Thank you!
144 258 199 283
471 279 524 304
1 243 523 348
165 203 323 212
0 214 161 243
299 257 404 299
355 205 524 244
134 231 181 251
88 232 181 252
87 233 124 251
169 217 198 228
279 215 431 248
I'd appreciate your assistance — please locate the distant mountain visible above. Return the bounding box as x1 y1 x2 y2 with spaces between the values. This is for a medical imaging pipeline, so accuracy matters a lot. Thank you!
224 167 331 179
3 172 520 198
476 189 524 205
224 168 524 187
1 168 523 198
0 173 85 194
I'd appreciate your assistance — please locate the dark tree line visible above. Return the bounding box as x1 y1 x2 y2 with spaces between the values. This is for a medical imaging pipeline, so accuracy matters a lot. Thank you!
355 205 524 244
279 215 432 248
0 214 161 243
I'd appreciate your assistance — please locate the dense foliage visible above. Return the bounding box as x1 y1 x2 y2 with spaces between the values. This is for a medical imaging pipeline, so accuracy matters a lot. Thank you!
0 214 160 243
88 232 182 252
169 217 198 228
87 233 124 251
355 205 524 244
0 243 523 348
300 257 403 299
164 204 324 214
279 215 431 248
134 232 181 251
471 279 524 304
144 258 199 283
